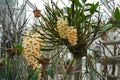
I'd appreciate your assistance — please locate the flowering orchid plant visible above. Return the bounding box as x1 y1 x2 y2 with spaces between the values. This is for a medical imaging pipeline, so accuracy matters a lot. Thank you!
33 0 112 57
22 32 44 80
32 0 114 79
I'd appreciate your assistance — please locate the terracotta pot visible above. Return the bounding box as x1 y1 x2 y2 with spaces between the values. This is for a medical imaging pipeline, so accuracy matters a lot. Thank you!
6 48 21 56
33 9 41 17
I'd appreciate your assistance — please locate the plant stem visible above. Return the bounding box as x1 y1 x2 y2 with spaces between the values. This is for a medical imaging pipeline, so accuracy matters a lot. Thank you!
74 57 82 80
71 0 74 25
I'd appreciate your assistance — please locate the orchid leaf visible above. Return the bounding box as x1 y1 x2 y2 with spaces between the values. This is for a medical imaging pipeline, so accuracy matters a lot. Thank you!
40 48 57 51
46 67 54 79
100 24 112 33
31 72 38 80
69 0 82 7
82 0 87 3
90 2 99 14
13 43 23 53
114 7 120 20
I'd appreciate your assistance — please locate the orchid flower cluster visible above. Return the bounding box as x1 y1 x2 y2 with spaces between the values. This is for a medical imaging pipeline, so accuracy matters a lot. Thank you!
22 32 44 80
57 17 78 46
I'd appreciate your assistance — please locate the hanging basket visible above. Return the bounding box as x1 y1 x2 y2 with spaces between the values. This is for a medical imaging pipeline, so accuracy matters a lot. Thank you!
33 9 41 17
69 42 87 58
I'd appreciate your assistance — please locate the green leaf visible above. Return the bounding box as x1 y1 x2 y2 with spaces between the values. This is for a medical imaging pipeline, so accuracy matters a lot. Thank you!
82 0 87 3
40 68 46 71
114 7 120 20
8 63 13 68
31 72 38 80
100 24 112 33
27 68 38 80
13 42 19 47
39 67 54 79
40 48 56 51
46 68 54 79
90 2 99 14
74 0 82 7
12 42 23 53
70 0 82 7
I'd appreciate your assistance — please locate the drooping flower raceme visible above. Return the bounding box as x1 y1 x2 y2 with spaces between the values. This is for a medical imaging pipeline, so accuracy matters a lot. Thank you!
67 26 78 46
22 32 44 80
57 17 68 39
57 17 78 46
